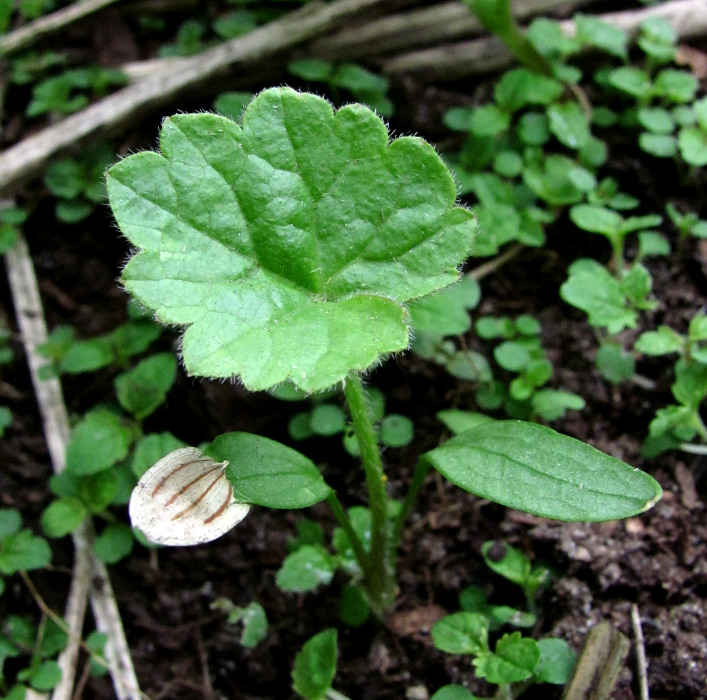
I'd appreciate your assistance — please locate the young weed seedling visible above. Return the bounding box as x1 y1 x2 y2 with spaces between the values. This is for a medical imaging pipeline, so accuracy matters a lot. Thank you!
106 88 661 689
43 144 116 223
430 541 575 699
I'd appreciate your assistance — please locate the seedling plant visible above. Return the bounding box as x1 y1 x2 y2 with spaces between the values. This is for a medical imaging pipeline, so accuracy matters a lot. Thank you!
104 87 661 695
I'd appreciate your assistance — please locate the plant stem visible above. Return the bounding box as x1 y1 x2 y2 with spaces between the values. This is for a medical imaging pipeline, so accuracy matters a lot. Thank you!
325 689 353 700
343 374 395 615
326 491 370 575
679 442 707 455
391 457 432 549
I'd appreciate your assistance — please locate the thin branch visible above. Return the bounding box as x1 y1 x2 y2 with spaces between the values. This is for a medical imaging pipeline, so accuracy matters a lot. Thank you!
4 233 142 700
678 442 707 455
0 0 121 56
309 0 601 59
631 604 649 700
467 243 524 281
383 0 707 79
0 0 393 196
561 621 629 700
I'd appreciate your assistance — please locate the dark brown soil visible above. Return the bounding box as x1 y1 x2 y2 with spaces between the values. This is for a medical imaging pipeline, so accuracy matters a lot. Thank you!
1 3 706 700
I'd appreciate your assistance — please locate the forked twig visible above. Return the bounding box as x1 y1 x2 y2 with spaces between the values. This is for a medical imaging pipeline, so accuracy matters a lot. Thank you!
4 233 142 700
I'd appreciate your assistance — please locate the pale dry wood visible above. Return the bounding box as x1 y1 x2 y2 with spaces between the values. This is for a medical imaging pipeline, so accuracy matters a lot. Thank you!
631 604 650 700
561 621 630 700
0 0 121 56
0 0 392 196
310 0 600 59
384 0 707 79
120 0 599 81
4 234 142 700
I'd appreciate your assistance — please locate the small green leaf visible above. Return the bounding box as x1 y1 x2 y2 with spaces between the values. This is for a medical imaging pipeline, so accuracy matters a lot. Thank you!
59 338 114 373
473 203 520 256
331 63 389 97
115 352 177 420
94 523 134 564
437 410 495 435
56 199 93 223
517 112 549 145
607 67 652 99
108 321 162 362
531 389 585 421
481 541 530 586
277 545 335 592
570 204 622 236
637 231 670 258
654 70 698 104
638 107 675 134
340 583 369 627
213 91 252 123
494 341 530 372
432 612 488 655
408 277 481 336
380 414 414 447
107 88 475 392
41 497 87 538
226 601 268 647
131 432 187 478
78 471 118 513
292 629 337 700
635 327 683 355
38 618 67 658
575 14 627 59
84 631 109 677
547 102 590 149
620 263 657 310
534 637 576 684
210 432 331 508
0 510 22 538
288 59 333 82
468 104 510 137
560 259 637 334
473 632 539 684
65 409 132 476
431 686 483 700
638 16 675 62
678 126 707 166
0 530 51 573
27 659 62 691
596 343 635 384
425 420 661 521
309 404 346 436
494 69 562 112
639 133 677 158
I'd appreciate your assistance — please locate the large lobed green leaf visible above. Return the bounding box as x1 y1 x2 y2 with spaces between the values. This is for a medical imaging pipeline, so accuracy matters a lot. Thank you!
107 88 476 392
425 421 661 521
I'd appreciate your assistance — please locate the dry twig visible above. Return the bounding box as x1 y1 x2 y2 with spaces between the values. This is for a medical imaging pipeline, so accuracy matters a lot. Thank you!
383 0 707 79
4 233 142 700
0 0 121 56
0 0 393 196
631 604 650 700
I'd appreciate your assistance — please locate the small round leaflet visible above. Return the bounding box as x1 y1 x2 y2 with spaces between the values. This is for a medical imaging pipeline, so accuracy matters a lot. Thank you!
129 446 249 546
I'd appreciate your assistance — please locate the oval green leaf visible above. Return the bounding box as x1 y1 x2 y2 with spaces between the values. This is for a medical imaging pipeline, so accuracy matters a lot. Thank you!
292 628 338 700
208 432 331 509
425 421 661 521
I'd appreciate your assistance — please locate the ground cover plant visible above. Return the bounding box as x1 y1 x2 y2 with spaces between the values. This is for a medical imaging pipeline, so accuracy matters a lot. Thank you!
0 0 706 698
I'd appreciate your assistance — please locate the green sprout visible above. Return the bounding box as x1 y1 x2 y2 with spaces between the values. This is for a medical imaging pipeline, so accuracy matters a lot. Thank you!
106 88 660 620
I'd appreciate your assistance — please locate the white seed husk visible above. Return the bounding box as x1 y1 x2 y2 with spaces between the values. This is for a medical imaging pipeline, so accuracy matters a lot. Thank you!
129 446 249 546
